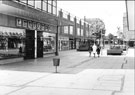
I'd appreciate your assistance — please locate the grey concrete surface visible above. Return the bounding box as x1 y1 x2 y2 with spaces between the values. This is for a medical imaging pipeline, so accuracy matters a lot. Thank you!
0 47 134 95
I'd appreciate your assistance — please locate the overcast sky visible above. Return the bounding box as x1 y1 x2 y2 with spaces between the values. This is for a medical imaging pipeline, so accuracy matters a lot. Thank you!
57 1 126 36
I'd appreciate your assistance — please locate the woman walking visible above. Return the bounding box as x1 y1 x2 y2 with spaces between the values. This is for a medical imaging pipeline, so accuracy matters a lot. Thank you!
88 45 93 57
96 45 101 57
92 44 97 58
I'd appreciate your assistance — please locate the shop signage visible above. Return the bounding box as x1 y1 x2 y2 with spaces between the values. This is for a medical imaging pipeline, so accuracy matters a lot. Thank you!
22 20 27 28
16 18 22 27
41 24 45 31
28 21 33 29
33 22 37 30
36 23 40 30
16 18 56 33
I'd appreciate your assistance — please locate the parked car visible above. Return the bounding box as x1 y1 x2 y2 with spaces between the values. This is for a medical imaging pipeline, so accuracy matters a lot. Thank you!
77 44 89 51
107 45 123 55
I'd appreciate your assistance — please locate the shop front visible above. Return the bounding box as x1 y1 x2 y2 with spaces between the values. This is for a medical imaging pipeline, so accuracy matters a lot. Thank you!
0 15 57 64
43 32 56 54
0 26 25 61
16 18 57 59
69 38 76 50
58 36 69 51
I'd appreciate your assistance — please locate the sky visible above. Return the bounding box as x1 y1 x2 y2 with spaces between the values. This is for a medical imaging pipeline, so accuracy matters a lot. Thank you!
57 1 126 36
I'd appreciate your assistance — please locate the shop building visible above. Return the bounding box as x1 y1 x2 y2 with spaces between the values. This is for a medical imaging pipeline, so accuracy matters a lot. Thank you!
0 0 58 64
0 0 93 64
58 9 75 51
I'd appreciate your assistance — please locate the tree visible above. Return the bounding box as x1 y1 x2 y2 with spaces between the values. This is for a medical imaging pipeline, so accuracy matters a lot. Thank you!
86 18 106 38
108 33 114 45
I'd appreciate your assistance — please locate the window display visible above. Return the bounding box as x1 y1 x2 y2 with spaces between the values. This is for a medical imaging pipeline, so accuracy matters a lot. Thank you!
0 26 25 60
43 32 56 53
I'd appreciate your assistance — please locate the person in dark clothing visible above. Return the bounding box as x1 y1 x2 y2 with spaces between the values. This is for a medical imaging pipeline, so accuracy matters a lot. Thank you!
19 46 22 54
88 45 93 57
96 45 101 57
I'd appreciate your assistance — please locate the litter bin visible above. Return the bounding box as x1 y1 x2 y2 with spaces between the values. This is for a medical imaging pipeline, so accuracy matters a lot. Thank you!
53 58 60 66
53 58 60 73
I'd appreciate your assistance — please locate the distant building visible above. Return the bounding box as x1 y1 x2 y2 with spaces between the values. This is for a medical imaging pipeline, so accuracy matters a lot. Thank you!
123 13 135 47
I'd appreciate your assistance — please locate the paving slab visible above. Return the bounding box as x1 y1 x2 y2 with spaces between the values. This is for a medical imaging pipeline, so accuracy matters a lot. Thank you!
0 86 20 95
0 69 134 95
98 75 124 81
0 70 50 86
8 87 113 95
93 74 124 92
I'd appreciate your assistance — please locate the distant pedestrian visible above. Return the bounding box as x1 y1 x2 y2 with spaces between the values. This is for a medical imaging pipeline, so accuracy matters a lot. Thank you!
96 45 101 57
92 44 97 58
88 45 93 57
19 46 22 54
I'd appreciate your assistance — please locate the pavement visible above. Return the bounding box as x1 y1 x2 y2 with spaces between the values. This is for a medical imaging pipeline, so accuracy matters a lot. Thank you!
0 48 134 95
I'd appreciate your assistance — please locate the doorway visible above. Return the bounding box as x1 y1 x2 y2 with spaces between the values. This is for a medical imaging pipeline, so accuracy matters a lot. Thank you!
24 30 35 59
37 31 43 58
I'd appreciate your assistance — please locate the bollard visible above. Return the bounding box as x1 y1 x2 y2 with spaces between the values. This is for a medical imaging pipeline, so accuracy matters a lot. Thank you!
53 58 60 73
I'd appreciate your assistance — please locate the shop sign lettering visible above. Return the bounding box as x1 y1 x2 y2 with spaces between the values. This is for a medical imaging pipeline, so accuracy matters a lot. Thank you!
16 18 56 32
22 20 27 28
16 19 22 27
28 21 33 29
37 23 41 30
41 24 45 31
33 22 37 30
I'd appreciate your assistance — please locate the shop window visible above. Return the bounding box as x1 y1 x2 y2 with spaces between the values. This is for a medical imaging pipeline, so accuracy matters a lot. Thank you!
61 40 69 50
0 27 25 60
43 32 56 53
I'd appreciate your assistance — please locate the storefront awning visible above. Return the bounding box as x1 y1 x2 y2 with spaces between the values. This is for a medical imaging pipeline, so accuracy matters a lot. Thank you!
0 26 25 37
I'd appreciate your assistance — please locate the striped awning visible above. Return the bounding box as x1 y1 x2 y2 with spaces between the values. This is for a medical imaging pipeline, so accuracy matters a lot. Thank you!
0 26 25 37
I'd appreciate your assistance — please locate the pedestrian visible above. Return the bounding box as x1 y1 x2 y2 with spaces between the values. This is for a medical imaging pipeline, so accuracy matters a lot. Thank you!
92 43 97 58
19 46 22 54
88 45 93 57
96 45 101 57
